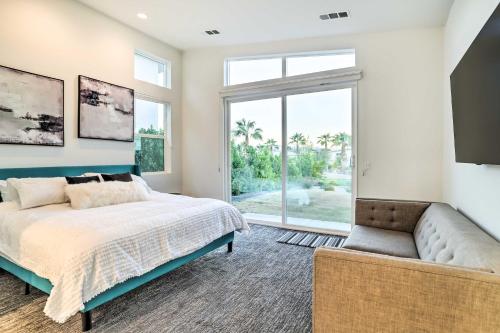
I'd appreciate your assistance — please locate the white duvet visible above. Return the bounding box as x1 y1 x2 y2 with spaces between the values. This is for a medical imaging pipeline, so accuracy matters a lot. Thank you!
0 192 248 323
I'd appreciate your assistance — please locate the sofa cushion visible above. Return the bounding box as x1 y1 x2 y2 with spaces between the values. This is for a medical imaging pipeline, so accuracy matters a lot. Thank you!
356 199 430 232
414 203 500 273
343 225 419 258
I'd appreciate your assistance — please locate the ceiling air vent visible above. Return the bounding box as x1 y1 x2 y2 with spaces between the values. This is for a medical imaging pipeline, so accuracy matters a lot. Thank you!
205 30 220 35
319 11 349 20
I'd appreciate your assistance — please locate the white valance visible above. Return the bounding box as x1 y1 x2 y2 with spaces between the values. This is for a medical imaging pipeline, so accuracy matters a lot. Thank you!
220 67 362 100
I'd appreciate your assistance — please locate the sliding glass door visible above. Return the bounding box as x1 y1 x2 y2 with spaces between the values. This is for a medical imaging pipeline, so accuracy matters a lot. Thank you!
286 89 352 232
229 87 354 232
230 98 283 223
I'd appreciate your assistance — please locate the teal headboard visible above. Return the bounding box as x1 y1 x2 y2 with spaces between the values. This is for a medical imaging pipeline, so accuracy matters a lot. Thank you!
0 165 140 180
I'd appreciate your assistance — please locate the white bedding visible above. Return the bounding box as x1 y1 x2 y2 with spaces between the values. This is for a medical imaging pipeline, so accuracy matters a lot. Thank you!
0 192 248 323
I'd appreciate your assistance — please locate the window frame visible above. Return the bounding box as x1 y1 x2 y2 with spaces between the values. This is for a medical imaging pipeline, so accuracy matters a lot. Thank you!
134 95 172 175
134 50 172 89
224 49 355 86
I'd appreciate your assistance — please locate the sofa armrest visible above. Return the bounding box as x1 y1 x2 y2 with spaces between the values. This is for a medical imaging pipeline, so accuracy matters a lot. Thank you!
313 247 500 333
356 198 430 232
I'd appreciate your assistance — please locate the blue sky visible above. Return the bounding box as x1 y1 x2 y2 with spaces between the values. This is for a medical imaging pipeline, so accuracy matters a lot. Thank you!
231 88 352 148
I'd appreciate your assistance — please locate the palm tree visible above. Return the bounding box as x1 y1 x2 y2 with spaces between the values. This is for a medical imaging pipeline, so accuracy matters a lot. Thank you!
317 133 333 150
289 133 306 153
232 118 263 146
332 132 352 159
264 138 279 153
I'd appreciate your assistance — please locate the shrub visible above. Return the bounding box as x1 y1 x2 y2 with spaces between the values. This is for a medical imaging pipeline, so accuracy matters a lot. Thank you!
230 138 349 196
318 179 338 191
323 183 336 191
231 165 255 195
287 160 301 178
301 178 315 189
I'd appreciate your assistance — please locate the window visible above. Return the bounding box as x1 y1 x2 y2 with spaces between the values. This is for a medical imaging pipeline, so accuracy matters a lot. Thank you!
134 51 171 88
222 52 361 233
286 51 355 76
226 57 282 85
225 49 355 86
134 98 171 173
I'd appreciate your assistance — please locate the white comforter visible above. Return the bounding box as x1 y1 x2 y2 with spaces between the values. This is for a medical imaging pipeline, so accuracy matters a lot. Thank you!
0 192 248 323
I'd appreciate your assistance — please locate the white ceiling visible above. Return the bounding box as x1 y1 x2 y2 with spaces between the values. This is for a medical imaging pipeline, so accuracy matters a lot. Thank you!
77 0 454 50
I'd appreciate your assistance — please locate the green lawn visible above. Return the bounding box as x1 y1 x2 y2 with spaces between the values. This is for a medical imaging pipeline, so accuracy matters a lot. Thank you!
233 188 352 224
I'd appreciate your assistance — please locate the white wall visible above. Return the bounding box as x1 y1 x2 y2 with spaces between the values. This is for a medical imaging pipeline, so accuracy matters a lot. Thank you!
443 0 500 240
0 0 182 193
182 28 444 201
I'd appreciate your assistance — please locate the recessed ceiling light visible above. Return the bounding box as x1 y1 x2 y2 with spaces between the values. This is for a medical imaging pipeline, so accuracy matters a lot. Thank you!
137 13 148 20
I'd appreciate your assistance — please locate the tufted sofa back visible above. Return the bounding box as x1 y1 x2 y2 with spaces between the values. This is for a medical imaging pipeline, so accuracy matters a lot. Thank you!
356 199 430 233
414 203 500 273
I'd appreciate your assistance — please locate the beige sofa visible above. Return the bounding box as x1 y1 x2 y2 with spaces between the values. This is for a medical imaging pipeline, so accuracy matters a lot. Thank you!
313 198 500 333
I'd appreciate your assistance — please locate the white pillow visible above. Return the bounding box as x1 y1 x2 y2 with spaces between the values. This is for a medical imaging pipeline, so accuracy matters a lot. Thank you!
83 173 153 194
1 179 19 202
65 181 150 210
8 177 68 209
131 175 153 194
83 172 104 182
0 180 8 201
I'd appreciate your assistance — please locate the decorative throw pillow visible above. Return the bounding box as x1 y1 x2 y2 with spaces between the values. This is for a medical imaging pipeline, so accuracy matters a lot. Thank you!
65 181 149 209
8 177 68 209
83 172 152 193
65 176 101 184
101 172 133 182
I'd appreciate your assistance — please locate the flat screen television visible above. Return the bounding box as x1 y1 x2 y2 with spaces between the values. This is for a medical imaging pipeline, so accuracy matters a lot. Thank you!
450 4 500 165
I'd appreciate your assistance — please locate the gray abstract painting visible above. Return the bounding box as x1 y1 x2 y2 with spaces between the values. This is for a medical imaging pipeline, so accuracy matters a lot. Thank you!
78 76 134 142
0 65 64 146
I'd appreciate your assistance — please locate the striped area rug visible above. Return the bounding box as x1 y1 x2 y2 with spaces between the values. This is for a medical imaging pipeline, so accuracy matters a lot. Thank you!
277 231 346 248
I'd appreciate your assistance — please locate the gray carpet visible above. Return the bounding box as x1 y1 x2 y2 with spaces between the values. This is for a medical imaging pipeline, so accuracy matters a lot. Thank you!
0 225 313 333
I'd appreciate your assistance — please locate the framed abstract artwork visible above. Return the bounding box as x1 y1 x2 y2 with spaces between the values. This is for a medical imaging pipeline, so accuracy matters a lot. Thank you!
0 65 64 146
78 75 134 142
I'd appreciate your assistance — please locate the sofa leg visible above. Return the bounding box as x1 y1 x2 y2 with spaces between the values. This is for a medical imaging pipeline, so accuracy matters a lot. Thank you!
24 283 30 295
82 311 92 332
228 241 233 253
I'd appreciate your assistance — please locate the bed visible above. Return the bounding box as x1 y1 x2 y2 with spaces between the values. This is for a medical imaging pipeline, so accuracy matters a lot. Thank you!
0 165 248 331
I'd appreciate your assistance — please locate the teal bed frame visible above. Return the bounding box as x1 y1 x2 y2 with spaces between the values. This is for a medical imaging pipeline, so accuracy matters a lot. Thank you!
0 165 234 331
